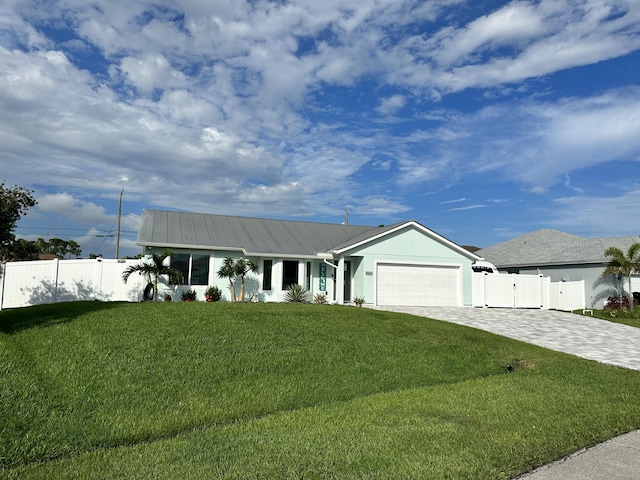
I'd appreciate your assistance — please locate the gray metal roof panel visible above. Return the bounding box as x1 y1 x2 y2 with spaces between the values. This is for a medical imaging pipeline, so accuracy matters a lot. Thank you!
136 210 383 256
477 229 640 267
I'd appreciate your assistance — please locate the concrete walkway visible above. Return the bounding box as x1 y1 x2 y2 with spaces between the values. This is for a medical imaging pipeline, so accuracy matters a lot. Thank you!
372 306 640 479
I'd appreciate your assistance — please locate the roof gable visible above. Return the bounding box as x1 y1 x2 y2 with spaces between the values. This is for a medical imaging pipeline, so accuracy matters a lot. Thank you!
330 220 480 260
478 229 640 267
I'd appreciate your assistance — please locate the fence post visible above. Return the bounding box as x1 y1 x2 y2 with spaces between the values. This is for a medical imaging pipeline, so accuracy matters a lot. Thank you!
52 258 60 304
0 262 6 311
94 258 103 301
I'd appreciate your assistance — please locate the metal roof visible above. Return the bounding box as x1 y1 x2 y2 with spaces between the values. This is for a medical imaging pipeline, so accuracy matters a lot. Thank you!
137 209 392 257
136 210 480 259
477 229 640 267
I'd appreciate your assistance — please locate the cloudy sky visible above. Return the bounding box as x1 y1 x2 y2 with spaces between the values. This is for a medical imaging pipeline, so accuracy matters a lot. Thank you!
2 0 639 258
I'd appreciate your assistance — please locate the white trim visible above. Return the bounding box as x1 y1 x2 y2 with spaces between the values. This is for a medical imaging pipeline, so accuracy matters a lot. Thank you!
141 242 244 253
245 251 324 260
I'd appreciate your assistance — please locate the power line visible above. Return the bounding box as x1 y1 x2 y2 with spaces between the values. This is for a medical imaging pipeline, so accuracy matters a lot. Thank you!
16 226 137 234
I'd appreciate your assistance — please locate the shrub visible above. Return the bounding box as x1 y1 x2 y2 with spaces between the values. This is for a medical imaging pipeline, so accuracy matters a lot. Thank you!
605 296 630 310
204 286 222 302
283 284 310 303
181 289 197 302
313 293 327 304
353 296 365 307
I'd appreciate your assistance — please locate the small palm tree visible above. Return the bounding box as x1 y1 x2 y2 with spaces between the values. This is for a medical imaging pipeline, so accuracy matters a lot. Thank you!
122 250 183 301
235 258 258 302
217 257 237 302
283 284 310 303
603 243 640 309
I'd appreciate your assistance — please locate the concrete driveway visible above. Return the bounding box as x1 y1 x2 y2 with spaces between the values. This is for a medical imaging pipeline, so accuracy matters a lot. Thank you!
372 306 640 371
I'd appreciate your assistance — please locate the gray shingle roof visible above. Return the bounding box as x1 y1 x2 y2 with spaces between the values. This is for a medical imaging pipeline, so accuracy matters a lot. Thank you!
477 229 640 267
136 209 394 257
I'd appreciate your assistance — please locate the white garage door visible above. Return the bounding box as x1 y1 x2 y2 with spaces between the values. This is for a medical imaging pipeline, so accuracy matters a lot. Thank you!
376 263 461 306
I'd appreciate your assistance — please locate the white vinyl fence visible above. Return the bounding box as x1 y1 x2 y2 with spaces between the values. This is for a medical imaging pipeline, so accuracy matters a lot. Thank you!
472 272 585 311
0 258 145 310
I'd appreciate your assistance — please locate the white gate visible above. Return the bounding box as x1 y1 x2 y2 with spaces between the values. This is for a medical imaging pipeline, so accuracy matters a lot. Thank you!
549 281 586 311
473 273 585 310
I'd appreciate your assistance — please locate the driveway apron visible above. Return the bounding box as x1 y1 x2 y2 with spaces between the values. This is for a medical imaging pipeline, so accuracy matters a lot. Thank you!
372 306 640 371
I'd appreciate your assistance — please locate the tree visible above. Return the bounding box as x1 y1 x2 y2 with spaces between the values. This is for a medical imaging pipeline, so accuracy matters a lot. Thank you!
6 238 39 261
122 250 183 301
36 237 82 259
217 257 237 302
0 183 37 263
603 243 640 309
234 258 258 302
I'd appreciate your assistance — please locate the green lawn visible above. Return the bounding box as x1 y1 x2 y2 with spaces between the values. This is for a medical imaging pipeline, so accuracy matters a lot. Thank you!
574 307 640 328
2 301 640 479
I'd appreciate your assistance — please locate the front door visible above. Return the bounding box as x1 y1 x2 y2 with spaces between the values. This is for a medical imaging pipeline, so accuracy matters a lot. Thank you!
343 260 351 302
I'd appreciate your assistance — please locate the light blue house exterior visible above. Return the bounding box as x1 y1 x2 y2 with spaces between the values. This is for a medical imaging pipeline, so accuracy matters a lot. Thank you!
136 210 480 306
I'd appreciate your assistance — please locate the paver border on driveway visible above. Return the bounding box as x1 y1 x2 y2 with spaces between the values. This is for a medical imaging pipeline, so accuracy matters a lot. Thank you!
372 306 640 371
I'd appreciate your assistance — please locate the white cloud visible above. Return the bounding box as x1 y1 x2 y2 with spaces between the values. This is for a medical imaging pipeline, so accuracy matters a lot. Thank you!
448 204 488 212
376 94 406 115
544 188 640 237
35 193 111 224
1 0 639 243
118 53 188 94
440 197 467 204
433 1 546 66
420 86 640 189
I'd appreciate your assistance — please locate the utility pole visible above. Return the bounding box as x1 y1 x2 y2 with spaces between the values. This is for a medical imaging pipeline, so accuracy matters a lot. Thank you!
344 209 349 225
115 189 123 259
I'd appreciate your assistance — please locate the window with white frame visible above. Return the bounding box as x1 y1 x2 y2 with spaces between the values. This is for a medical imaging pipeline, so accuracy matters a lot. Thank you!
172 253 210 285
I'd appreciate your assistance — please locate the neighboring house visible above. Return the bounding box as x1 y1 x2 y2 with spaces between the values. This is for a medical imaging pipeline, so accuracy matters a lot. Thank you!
135 209 481 306
477 229 640 308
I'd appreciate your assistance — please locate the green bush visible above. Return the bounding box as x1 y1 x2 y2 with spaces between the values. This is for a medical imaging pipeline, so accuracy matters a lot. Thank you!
283 284 310 303
313 293 327 304
204 286 222 302
180 289 197 302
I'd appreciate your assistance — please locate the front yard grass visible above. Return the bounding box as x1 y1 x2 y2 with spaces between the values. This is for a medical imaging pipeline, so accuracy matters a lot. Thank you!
2 301 640 479
574 307 640 328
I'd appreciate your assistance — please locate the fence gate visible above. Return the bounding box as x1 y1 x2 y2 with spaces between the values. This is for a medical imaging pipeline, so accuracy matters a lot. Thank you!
473 273 584 310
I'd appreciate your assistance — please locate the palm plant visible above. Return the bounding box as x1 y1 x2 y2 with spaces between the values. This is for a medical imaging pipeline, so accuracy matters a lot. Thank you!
122 250 183 301
235 258 258 302
603 243 640 309
283 284 310 303
217 257 237 302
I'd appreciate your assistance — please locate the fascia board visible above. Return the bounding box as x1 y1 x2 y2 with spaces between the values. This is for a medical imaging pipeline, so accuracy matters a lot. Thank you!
138 241 245 253
243 251 330 259
137 243 329 260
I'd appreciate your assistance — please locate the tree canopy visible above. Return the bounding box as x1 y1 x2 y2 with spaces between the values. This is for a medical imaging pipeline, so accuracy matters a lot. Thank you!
0 183 37 261
36 238 82 259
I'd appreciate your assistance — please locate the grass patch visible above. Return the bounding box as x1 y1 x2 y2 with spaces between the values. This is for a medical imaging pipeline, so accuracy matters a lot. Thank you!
2 302 640 479
574 307 640 328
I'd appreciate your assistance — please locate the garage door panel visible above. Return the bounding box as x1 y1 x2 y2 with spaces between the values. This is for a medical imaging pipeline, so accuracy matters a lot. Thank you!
377 263 461 307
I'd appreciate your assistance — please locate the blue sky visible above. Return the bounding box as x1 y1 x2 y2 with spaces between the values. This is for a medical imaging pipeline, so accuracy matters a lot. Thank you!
1 0 639 258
